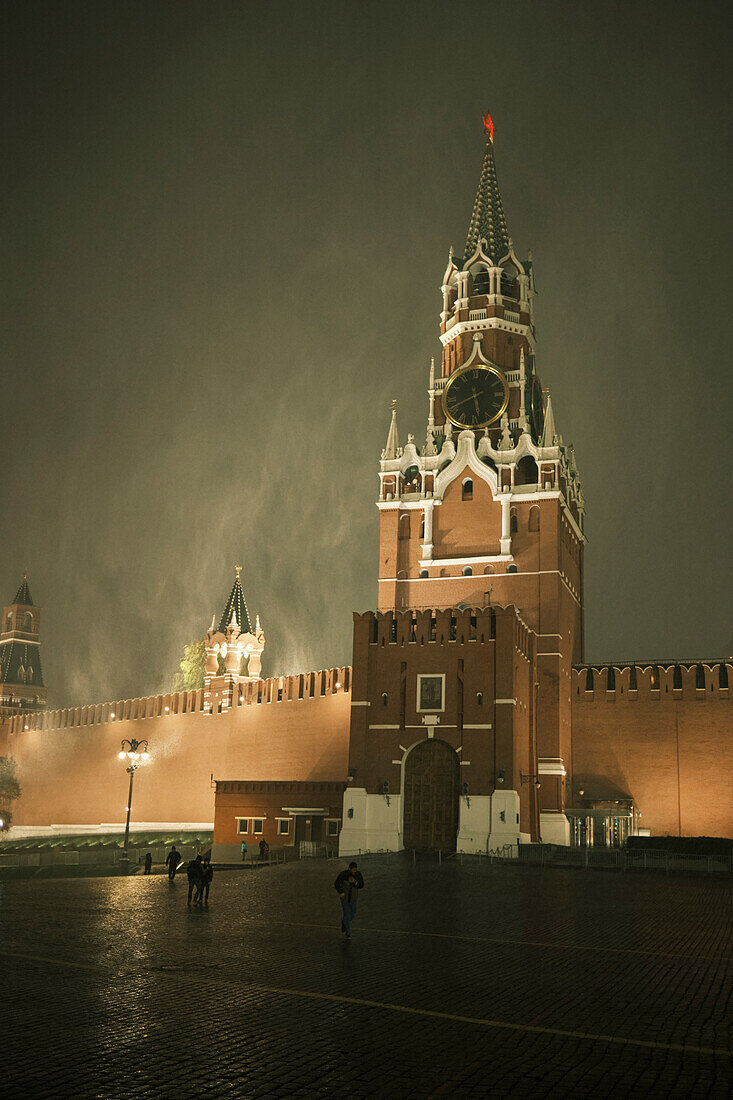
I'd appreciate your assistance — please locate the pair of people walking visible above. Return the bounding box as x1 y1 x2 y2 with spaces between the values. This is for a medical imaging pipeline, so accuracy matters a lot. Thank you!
186 854 213 905
334 861 364 938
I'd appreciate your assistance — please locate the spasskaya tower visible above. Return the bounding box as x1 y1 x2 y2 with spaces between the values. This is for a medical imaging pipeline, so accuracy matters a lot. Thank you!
342 115 585 852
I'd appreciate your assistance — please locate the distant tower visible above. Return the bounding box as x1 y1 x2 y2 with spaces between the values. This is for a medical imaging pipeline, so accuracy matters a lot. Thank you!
203 566 265 714
0 574 47 719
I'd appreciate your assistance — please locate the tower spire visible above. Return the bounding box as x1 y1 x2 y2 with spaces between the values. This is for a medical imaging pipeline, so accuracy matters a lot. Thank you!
463 112 511 264
382 400 400 459
217 566 253 635
541 394 557 447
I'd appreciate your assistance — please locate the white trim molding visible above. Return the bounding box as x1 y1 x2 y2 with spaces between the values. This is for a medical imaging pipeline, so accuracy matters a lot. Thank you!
538 758 567 777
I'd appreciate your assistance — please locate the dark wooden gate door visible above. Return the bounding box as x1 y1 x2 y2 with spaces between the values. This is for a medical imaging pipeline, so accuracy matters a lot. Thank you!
403 739 459 851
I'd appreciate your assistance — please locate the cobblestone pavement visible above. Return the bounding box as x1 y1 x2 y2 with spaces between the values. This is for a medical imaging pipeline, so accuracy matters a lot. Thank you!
2 856 731 1098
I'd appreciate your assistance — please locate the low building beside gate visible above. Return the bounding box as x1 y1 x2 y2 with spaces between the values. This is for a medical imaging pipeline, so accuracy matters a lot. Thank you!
212 780 347 861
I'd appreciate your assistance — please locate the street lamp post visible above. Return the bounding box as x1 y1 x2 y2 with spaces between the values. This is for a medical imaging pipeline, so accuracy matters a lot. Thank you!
117 738 150 871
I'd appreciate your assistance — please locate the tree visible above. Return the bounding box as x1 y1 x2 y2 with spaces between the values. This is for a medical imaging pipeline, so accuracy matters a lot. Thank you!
171 637 206 692
0 756 21 832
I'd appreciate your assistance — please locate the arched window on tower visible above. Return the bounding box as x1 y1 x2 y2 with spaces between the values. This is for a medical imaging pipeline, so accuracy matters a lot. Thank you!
462 479 473 501
462 566 473 576
515 456 538 487
696 663 706 689
403 466 420 493
510 510 518 534
471 266 491 296
26 665 33 682
398 514 410 540
585 668 594 692
22 612 33 631
529 505 540 532
500 263 518 300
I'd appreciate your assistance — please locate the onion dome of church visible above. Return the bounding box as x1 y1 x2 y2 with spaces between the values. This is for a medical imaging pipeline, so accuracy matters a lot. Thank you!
13 573 33 606
217 567 253 635
462 113 511 266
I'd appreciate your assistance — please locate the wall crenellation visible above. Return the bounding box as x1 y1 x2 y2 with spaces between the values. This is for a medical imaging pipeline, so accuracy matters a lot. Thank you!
572 662 731 698
0 667 352 737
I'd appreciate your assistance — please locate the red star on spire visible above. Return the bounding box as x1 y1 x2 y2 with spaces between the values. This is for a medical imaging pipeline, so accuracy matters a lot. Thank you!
482 111 495 142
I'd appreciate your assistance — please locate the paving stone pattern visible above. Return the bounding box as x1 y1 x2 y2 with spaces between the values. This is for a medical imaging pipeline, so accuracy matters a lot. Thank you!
2 857 731 1098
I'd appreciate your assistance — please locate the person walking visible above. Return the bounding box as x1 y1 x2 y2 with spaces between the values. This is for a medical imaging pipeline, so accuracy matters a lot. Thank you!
186 855 204 905
259 838 268 861
143 852 152 875
241 838 248 862
202 857 214 904
334 861 364 938
165 845 181 881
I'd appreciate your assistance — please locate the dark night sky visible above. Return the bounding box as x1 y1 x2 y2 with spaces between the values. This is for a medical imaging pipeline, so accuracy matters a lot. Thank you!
2 1 731 707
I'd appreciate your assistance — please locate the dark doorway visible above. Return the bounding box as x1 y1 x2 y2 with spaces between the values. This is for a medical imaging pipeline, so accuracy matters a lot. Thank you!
310 816 323 842
294 816 307 845
403 739 460 851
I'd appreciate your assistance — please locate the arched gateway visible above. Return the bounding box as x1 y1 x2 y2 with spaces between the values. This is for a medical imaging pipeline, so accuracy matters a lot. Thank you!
403 739 460 851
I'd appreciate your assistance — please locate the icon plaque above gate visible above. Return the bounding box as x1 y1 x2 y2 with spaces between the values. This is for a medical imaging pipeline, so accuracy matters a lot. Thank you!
417 673 445 712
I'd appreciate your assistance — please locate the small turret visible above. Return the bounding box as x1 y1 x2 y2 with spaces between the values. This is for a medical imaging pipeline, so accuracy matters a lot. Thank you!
203 566 266 714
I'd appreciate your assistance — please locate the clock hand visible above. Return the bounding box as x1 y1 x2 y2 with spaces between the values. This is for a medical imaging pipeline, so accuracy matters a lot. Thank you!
452 391 482 409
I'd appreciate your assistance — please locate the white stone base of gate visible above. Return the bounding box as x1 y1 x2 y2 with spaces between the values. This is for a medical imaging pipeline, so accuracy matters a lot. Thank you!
338 788 403 855
457 790 530 853
540 811 571 846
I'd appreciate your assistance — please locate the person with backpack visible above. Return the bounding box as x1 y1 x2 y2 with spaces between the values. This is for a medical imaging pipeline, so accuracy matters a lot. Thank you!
334 861 364 938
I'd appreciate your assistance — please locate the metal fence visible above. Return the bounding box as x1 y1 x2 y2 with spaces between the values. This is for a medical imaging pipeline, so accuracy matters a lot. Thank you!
401 844 732 874
496 843 732 874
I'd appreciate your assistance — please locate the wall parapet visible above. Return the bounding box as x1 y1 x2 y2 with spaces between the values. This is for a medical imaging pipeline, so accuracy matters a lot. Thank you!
0 667 352 738
572 661 731 699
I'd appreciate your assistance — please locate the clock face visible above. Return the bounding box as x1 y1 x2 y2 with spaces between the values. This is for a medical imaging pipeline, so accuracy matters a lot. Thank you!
529 376 545 440
442 364 509 430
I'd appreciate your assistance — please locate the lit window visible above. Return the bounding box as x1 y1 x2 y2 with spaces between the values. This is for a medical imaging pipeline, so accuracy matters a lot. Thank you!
253 819 264 834
237 819 249 835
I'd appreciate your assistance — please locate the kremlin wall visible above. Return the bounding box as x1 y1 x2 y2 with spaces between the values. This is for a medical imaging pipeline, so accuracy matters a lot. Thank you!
0 670 350 828
1 117 731 854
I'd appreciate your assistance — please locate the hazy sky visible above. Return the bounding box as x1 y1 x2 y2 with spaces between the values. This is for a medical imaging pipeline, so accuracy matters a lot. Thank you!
2 1 731 707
